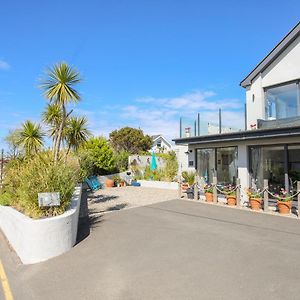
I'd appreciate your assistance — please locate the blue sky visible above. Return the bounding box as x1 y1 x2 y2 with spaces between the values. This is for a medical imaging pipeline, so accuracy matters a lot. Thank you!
0 0 299 149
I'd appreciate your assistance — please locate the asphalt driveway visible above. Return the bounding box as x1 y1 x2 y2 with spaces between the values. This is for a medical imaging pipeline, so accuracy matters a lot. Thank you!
2 198 300 300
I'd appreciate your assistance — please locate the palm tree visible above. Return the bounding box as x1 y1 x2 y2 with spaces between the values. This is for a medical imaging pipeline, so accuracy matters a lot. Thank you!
40 62 81 162
18 121 44 156
65 116 91 157
42 103 62 155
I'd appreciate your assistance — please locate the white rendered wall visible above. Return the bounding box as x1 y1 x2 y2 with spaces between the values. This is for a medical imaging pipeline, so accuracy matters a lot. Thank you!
0 185 82 264
246 34 300 129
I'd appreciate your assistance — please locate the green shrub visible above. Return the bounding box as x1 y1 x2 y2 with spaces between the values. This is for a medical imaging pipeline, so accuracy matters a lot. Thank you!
114 151 129 172
182 171 195 186
3 152 79 218
0 192 12 206
163 151 178 181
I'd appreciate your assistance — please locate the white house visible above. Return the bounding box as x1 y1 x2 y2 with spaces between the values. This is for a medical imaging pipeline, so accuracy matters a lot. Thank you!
151 135 173 153
174 21 300 199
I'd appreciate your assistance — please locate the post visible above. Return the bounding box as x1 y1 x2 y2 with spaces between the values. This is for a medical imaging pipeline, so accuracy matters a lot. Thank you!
244 103 247 131
236 178 240 207
197 113 200 136
264 179 268 212
297 181 300 218
179 117 182 138
213 176 217 203
194 183 198 201
178 181 182 198
219 108 222 134
0 149 3 189
194 120 197 137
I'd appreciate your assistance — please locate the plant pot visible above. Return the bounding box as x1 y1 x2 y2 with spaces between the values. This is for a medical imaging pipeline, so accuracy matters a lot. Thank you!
250 198 262 211
105 179 114 188
226 195 236 206
186 188 194 199
120 181 125 187
205 192 214 202
277 200 292 214
181 183 189 191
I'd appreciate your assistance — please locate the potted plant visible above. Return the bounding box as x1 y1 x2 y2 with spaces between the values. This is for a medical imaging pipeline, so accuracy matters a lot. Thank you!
120 179 126 187
247 188 262 210
204 184 214 202
275 188 293 214
181 171 196 199
112 175 121 187
105 178 114 188
224 185 236 206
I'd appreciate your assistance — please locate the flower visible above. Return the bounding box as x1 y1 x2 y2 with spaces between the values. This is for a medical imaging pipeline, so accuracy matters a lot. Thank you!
246 187 261 199
204 184 213 193
275 188 293 202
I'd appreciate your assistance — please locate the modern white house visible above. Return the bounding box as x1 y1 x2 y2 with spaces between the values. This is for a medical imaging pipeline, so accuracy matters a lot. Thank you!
174 21 300 201
151 135 173 153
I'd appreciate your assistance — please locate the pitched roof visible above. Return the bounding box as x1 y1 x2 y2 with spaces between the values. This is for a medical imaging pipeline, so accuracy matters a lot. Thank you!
240 21 300 88
151 134 172 148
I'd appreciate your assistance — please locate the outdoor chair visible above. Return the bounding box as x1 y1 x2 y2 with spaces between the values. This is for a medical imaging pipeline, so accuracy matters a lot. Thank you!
86 176 102 191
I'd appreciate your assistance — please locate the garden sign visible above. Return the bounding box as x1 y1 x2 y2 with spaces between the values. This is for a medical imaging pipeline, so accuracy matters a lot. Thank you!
38 192 60 207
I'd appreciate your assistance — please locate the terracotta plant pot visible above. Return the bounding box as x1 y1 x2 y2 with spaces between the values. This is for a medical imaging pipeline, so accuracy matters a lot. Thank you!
105 179 114 188
120 181 125 187
277 200 292 214
227 196 236 206
250 198 262 211
205 192 214 202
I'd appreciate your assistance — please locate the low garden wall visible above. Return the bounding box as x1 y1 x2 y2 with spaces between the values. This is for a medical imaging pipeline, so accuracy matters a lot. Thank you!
0 185 82 264
137 180 178 190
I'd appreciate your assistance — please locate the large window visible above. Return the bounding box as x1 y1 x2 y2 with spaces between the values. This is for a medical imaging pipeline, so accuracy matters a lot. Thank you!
196 147 237 185
250 144 300 191
265 82 300 120
249 146 285 191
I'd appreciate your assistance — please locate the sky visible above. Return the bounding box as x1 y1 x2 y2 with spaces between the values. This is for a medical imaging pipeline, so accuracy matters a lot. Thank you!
0 0 299 150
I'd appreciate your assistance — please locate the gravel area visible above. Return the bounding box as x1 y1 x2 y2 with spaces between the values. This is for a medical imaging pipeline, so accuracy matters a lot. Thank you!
88 186 177 214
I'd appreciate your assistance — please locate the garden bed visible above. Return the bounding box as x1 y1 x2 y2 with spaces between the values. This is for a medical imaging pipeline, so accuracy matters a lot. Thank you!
0 185 82 264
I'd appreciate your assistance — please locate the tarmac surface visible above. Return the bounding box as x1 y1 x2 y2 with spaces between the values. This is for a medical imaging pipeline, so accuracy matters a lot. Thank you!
1 196 300 299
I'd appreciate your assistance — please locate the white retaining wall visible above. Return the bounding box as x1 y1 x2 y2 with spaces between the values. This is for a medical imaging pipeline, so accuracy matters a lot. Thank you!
0 185 82 264
137 180 178 190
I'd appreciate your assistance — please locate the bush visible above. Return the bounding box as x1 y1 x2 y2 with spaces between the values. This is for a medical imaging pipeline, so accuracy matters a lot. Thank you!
3 152 80 218
79 137 115 176
114 151 129 172
0 192 12 206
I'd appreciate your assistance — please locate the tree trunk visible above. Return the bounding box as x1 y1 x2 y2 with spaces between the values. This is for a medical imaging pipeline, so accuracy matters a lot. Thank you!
54 105 66 163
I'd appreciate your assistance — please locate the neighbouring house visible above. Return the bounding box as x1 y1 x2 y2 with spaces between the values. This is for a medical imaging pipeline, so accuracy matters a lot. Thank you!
174 21 300 201
151 135 173 153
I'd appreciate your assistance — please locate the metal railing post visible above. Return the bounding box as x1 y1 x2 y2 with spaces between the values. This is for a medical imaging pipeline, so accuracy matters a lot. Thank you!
213 177 217 203
264 179 269 212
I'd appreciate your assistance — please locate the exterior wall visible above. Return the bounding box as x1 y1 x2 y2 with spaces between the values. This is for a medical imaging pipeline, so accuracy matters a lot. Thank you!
246 35 300 129
137 180 178 190
0 185 82 264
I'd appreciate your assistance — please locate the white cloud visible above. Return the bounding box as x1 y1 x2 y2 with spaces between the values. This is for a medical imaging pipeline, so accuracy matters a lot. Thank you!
0 60 10 70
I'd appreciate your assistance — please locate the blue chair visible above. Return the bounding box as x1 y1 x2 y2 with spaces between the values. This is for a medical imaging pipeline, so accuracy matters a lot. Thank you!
86 176 102 191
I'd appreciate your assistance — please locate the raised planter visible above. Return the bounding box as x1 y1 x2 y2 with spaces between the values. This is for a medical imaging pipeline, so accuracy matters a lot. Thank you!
137 180 178 190
0 185 82 264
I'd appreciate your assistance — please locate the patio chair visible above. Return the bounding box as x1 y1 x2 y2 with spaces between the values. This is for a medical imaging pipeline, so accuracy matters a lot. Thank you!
86 176 102 191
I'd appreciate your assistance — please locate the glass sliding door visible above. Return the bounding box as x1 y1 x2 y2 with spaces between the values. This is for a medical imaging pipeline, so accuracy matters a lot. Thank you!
216 147 238 185
288 145 300 187
249 146 285 190
196 149 215 183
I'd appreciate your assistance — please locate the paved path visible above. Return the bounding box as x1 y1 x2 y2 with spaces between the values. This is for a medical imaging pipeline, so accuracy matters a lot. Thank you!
1 198 300 299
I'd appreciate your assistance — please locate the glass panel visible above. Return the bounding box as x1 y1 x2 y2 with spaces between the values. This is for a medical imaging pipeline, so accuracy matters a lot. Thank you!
216 147 238 185
196 149 215 183
288 145 300 189
265 83 299 120
250 146 285 190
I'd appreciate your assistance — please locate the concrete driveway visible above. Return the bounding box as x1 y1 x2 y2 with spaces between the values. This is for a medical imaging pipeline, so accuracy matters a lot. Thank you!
1 198 300 300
